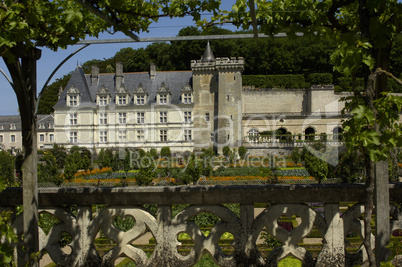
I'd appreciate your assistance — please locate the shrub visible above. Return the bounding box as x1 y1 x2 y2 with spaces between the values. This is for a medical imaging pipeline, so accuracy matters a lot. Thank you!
136 153 156 186
243 74 307 88
160 147 171 158
222 146 231 157
149 148 158 159
238 146 247 159
308 73 333 85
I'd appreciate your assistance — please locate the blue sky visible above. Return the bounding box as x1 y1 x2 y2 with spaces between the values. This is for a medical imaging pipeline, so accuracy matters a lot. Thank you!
0 1 237 116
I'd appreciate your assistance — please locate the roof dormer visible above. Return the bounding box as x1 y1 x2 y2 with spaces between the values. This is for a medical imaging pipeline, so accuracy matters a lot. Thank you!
134 83 148 105
181 83 193 104
116 85 129 106
96 85 111 106
66 85 80 107
157 82 171 104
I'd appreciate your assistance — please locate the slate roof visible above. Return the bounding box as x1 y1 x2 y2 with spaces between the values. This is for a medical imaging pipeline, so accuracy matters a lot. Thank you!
0 115 54 131
54 67 193 108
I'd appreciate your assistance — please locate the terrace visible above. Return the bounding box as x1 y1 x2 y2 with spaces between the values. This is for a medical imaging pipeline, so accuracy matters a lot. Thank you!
1 183 401 266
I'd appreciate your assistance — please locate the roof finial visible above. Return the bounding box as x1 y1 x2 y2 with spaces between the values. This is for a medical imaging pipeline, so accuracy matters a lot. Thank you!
201 41 215 62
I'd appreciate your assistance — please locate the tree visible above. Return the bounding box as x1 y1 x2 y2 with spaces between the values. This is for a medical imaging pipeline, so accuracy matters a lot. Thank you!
238 146 247 160
302 147 328 184
222 146 231 158
290 147 301 165
63 151 81 180
160 147 171 159
1 1 222 260
185 154 202 184
0 151 15 188
209 1 402 264
37 151 62 186
136 153 156 186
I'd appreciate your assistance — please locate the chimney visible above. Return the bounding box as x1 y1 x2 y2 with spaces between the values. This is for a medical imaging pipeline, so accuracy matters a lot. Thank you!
150 62 156 80
116 62 123 88
91 66 99 86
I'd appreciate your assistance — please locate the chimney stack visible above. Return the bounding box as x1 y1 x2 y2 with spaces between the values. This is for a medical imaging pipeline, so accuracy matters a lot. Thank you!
91 66 99 86
150 62 156 80
115 62 123 88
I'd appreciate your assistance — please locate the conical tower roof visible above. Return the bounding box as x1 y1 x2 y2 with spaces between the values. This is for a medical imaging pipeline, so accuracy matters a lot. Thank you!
201 41 215 62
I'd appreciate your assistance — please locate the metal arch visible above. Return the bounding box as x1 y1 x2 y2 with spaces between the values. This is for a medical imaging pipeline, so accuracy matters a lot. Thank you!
0 67 13 88
35 44 91 115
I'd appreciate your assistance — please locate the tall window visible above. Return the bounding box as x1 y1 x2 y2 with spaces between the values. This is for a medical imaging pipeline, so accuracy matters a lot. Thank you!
160 130 167 142
137 112 144 124
205 113 210 122
137 95 145 105
99 96 107 106
0 135 3 142
137 130 144 141
99 131 108 143
159 111 167 123
118 130 127 142
40 134 44 142
70 132 77 143
99 113 107 125
184 111 192 123
184 130 192 141
49 134 54 142
11 135 15 142
69 95 78 106
159 94 167 104
183 93 192 104
119 113 127 124
70 113 77 125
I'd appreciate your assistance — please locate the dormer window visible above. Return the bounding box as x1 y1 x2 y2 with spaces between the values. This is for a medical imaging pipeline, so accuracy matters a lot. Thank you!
39 123 45 129
181 83 193 104
96 86 110 106
118 96 127 105
159 94 168 104
116 86 129 106
134 83 148 105
67 85 80 107
10 124 16 130
0 125 3 130
157 82 171 104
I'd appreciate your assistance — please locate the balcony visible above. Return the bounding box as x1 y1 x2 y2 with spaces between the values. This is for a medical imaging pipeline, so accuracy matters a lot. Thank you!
1 184 401 266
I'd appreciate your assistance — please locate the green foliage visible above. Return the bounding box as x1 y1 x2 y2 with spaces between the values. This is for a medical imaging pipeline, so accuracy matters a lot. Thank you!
260 230 282 248
238 146 247 159
343 93 402 162
97 148 114 169
290 148 301 165
38 151 62 186
184 154 202 184
302 147 328 184
64 151 82 180
149 148 158 160
49 144 68 169
136 153 156 186
0 151 15 187
222 146 231 157
160 147 171 158
336 149 366 183
308 73 333 85
242 74 307 88
278 256 302 267
0 211 17 265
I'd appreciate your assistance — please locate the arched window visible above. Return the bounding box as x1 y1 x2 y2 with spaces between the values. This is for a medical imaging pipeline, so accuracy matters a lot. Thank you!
333 127 343 141
248 129 259 142
304 127 316 140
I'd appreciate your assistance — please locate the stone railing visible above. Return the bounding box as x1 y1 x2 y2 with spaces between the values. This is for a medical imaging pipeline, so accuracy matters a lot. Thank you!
1 184 402 266
244 137 344 148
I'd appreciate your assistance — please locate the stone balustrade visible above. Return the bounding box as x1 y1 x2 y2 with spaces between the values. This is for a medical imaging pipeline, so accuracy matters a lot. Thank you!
1 184 401 266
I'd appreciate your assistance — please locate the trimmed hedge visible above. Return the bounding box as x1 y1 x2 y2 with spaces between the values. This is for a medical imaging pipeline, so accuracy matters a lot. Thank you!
243 74 308 88
309 73 333 85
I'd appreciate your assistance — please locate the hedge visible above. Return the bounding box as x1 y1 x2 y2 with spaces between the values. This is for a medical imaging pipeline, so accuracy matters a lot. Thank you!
242 74 308 88
309 73 333 85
